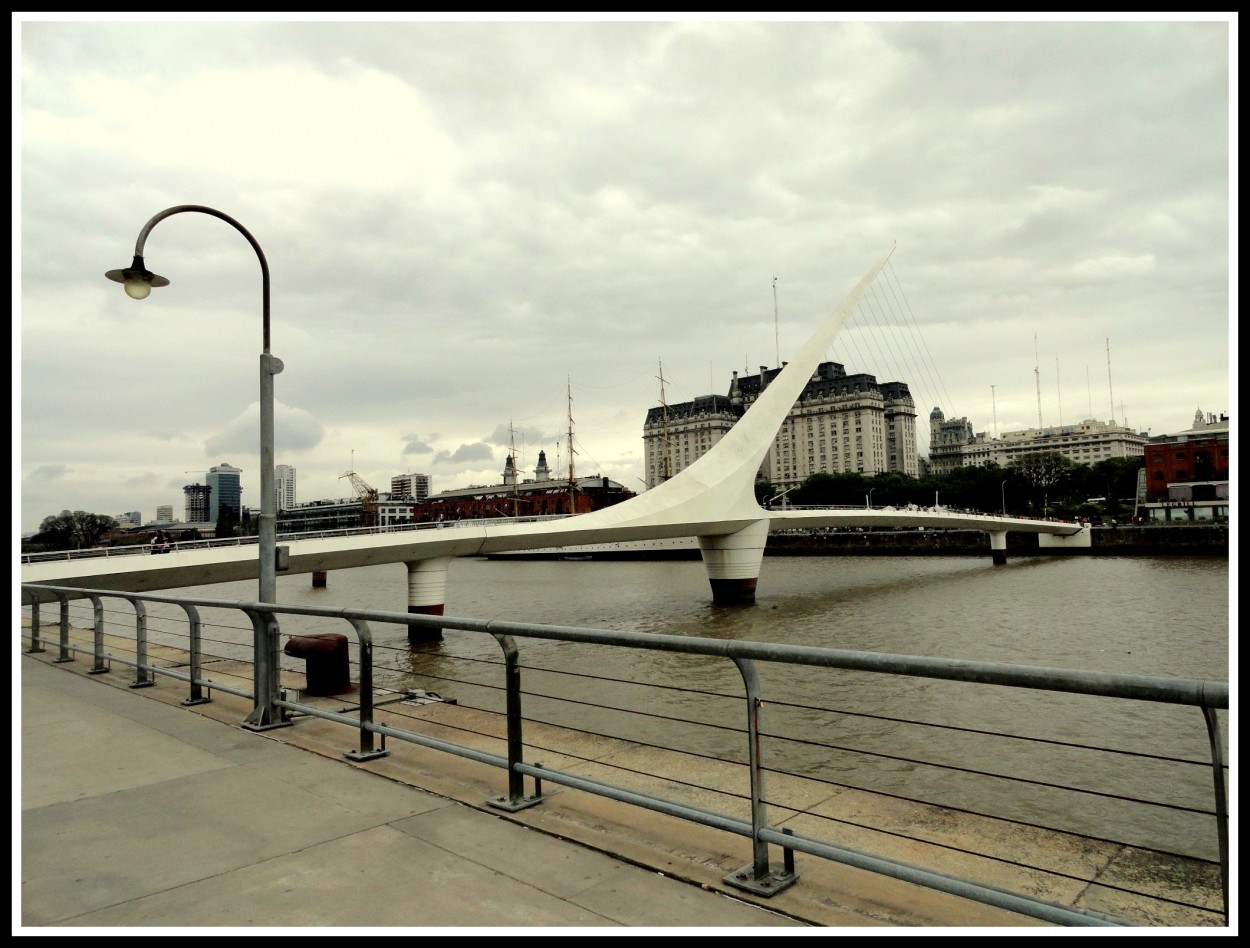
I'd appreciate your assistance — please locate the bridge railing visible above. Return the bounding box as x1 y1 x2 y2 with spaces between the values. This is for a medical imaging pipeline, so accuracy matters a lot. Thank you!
20 583 1229 928
19 515 581 565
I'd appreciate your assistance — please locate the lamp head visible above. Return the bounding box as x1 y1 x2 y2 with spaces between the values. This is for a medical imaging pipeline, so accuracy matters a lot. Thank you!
105 255 170 300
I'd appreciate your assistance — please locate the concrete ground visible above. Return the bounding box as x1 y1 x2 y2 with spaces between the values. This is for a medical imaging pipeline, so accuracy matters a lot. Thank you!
18 637 1228 932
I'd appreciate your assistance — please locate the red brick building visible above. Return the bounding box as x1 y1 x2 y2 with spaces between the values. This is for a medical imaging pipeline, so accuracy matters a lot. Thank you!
1138 410 1229 523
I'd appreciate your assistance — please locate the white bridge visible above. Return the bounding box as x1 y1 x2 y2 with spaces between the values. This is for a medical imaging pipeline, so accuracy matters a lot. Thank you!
21 249 1089 634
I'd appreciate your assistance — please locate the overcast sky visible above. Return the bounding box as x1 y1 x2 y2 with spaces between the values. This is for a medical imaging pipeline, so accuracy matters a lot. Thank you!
15 14 1233 535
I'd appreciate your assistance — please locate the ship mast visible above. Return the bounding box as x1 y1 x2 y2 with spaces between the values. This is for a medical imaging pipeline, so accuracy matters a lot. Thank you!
566 377 578 514
508 419 520 518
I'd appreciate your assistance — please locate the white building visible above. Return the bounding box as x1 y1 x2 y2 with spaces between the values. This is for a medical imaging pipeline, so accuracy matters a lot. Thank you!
275 464 297 510
643 362 918 489
155 504 174 523
390 472 431 501
932 409 1149 471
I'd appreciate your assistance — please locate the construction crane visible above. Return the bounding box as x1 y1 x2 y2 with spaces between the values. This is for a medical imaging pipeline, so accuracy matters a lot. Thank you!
339 470 379 528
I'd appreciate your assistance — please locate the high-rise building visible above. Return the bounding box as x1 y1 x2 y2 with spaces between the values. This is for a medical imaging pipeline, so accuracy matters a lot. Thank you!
115 511 141 526
205 463 242 523
643 361 918 489
155 504 174 523
183 484 211 522
390 473 431 501
275 464 297 510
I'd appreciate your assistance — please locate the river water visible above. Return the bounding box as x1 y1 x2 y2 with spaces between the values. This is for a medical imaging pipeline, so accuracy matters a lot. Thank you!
138 553 1229 860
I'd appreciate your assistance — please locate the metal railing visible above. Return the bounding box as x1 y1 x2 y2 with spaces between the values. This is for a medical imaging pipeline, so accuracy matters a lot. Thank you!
19 515 579 565
20 582 1229 927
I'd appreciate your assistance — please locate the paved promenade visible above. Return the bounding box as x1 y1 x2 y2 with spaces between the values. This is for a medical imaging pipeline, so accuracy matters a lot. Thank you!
19 654 810 930
20 644 1221 932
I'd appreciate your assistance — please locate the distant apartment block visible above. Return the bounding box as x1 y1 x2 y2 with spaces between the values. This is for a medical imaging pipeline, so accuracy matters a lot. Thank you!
275 464 297 510
391 472 431 501
155 504 174 523
115 511 141 526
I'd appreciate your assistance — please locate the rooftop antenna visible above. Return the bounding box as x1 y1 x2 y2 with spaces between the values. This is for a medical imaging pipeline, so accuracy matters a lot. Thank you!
991 384 998 438
1034 334 1043 429
772 276 780 367
1106 338 1116 425
566 377 578 513
1056 357 1063 427
657 359 672 482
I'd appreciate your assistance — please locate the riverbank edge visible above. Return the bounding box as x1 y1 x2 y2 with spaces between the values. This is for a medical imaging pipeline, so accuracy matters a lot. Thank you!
764 524 1229 557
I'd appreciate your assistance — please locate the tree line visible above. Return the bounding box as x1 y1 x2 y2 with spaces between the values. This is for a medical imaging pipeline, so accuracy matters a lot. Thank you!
755 452 1143 522
25 505 250 554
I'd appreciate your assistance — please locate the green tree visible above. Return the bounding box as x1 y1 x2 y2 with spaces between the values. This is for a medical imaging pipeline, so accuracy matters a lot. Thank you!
215 505 240 539
1008 451 1077 512
753 479 776 506
32 511 118 551
792 472 867 506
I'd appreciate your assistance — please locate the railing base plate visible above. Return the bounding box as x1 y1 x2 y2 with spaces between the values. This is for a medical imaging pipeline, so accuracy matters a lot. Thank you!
724 863 798 897
488 794 543 812
345 748 389 762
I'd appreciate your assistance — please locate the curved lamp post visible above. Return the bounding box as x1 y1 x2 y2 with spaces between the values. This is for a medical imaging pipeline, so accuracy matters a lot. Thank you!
107 205 286 729
867 487 877 509
1001 480 1008 516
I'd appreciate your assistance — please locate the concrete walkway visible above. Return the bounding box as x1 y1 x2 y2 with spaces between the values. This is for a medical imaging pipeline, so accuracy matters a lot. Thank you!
18 654 804 930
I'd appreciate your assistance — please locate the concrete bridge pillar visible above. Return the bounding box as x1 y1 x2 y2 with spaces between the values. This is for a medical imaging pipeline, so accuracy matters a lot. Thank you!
698 520 770 605
988 531 1009 565
406 557 452 644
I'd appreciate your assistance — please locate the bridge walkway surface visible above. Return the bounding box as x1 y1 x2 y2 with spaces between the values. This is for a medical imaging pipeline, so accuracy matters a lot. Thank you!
17 653 1042 932
19 645 1210 932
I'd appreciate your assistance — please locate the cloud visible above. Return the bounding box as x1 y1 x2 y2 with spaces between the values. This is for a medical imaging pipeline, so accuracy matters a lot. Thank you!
203 401 327 458
402 436 434 456
434 442 496 465
16 18 1231 533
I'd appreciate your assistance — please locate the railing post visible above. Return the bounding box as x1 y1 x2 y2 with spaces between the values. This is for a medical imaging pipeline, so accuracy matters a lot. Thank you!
86 594 108 674
344 618 387 762
241 606 290 731
487 631 541 812
126 597 156 688
177 603 211 706
724 656 797 896
25 596 45 653
54 592 74 663
1201 704 1229 923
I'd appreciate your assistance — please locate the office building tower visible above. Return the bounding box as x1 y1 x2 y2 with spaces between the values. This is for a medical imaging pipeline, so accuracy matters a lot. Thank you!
205 463 243 523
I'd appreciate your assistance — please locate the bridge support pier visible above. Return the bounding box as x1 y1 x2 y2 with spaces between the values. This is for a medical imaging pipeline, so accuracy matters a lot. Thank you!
989 531 1008 565
698 520 770 605
406 557 452 644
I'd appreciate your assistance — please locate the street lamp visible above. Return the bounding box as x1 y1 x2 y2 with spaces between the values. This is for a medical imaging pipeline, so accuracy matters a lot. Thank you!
1001 480 1008 516
107 205 285 728
866 487 877 509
